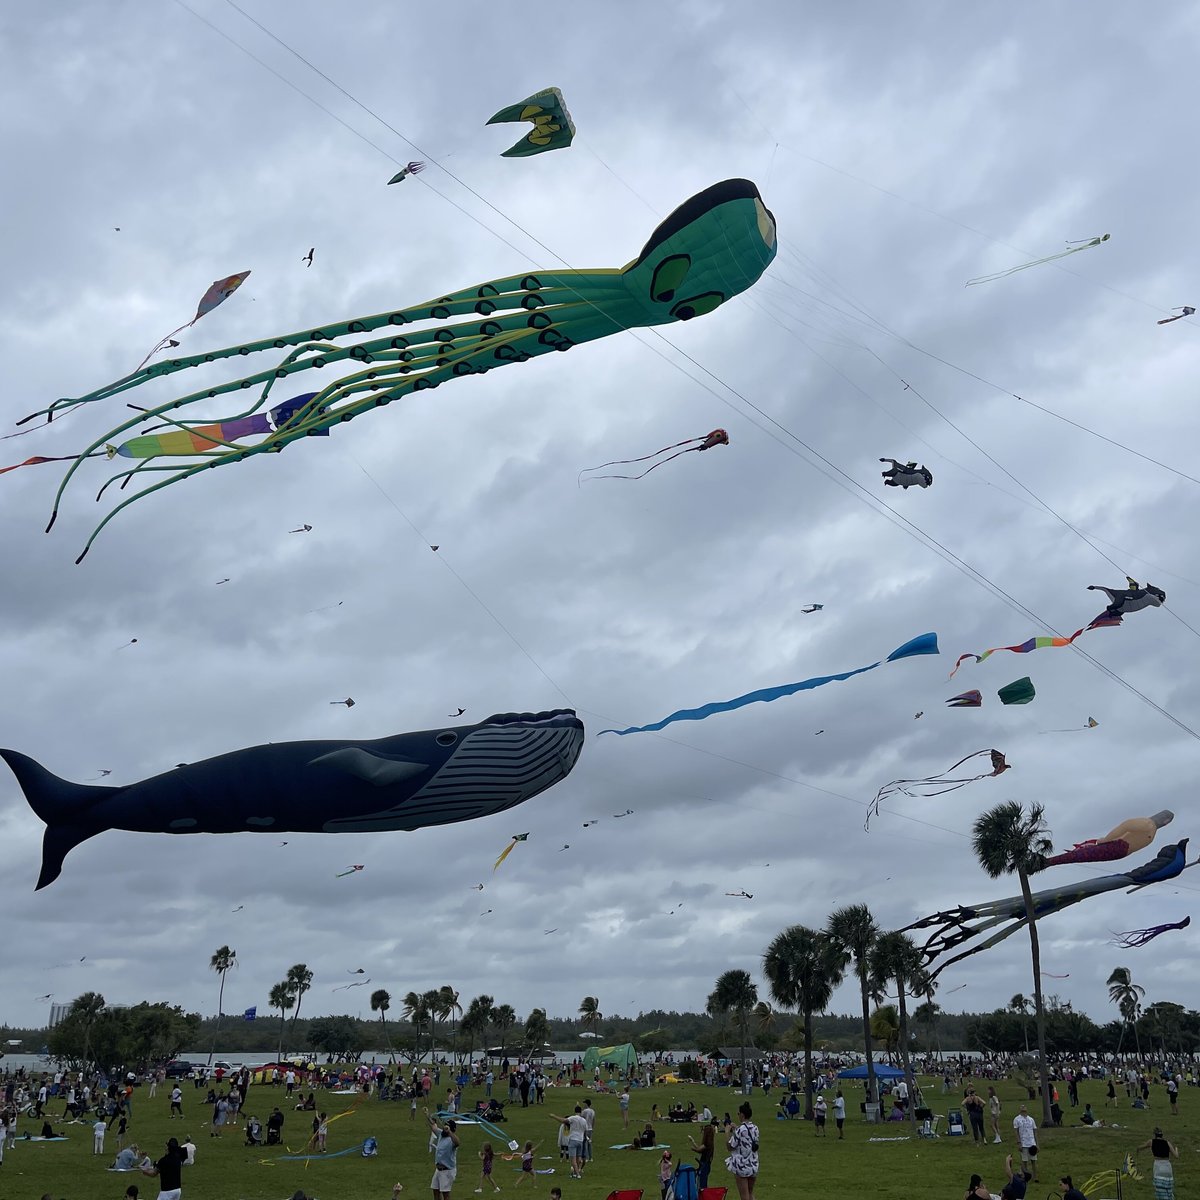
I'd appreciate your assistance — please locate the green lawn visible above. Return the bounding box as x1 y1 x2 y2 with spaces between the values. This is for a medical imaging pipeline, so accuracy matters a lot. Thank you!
3 1075 1188 1200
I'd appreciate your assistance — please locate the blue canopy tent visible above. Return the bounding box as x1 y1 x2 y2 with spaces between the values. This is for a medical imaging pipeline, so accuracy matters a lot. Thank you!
836 1063 907 1080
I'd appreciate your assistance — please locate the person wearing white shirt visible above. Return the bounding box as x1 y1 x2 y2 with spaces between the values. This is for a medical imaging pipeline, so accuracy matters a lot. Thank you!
1012 1105 1039 1182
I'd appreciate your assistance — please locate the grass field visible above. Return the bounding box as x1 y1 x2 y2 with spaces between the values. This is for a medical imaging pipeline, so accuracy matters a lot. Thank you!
2 1075 1189 1200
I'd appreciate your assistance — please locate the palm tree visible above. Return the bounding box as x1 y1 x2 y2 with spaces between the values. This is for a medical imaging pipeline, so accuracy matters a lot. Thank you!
371 989 393 1061
71 992 107 1071
270 980 295 1060
753 1001 776 1038
1009 993 1032 1054
439 986 463 1062
712 969 758 1094
913 999 942 1055
828 903 882 1108
524 1007 550 1053
972 800 1053 1126
403 991 432 1061
285 964 314 1048
207 945 237 1068
763 924 846 1118
424 988 446 1060
491 1003 516 1058
871 931 924 1134
578 996 602 1038
1107 967 1145 1057
460 995 493 1064
869 1005 900 1060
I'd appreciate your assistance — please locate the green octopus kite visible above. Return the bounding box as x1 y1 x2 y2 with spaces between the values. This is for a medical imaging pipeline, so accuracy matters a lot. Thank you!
24 179 776 560
487 87 575 157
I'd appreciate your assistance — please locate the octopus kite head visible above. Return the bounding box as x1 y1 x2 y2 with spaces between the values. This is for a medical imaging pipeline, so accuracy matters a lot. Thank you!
623 178 777 322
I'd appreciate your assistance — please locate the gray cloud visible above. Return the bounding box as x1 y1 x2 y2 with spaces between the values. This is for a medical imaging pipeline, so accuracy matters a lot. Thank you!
1 1 1197 1033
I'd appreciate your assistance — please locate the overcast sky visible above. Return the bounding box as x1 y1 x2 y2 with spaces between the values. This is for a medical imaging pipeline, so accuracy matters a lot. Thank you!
2 2 1199 1035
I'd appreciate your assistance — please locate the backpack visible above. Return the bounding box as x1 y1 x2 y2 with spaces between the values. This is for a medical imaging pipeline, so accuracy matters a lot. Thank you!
668 1162 699 1200
362 1136 379 1157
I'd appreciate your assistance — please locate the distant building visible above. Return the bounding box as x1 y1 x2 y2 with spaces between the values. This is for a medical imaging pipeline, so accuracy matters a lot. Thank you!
49 1003 70 1028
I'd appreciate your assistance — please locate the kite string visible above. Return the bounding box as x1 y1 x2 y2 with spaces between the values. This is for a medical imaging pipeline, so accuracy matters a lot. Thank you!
187 0 1200 744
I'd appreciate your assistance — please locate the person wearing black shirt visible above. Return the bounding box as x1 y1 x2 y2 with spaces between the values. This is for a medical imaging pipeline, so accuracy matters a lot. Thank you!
1057 1176 1086 1200
141 1136 187 1200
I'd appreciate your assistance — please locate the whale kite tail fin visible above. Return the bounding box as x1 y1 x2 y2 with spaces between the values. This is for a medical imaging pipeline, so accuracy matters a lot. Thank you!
0 750 116 889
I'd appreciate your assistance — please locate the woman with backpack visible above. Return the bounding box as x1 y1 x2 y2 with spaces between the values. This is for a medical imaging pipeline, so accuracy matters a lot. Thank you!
725 1102 759 1200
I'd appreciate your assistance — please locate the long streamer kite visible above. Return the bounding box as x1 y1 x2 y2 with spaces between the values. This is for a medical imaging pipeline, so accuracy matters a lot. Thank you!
494 832 529 871
335 864 365 878
579 428 728 482
19 179 776 562
902 839 1195 979
1045 810 1174 867
598 632 938 736
1108 916 1190 948
1039 717 1099 734
865 749 1008 831
131 272 251 372
965 235 1110 286
949 612 1120 677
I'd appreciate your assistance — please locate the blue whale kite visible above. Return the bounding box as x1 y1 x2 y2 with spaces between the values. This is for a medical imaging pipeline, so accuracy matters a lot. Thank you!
3 709 584 889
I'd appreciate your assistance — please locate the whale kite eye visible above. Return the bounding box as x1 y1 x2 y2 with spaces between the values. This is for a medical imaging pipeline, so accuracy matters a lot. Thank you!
436 731 458 746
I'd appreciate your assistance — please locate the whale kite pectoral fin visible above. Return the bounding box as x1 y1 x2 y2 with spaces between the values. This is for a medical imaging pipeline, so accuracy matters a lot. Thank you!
306 748 431 787
38 824 101 890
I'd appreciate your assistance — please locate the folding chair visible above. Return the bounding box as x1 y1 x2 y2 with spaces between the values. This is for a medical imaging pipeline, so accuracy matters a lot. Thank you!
946 1108 965 1137
605 1190 645 1200
700 1187 729 1200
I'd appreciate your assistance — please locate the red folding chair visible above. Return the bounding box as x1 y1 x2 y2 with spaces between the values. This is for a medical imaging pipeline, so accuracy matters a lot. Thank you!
606 1191 645 1200
700 1188 728 1200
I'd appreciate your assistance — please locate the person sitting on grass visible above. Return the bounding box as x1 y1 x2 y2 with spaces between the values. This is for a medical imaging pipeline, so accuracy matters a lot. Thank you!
1001 1153 1028 1200
965 1173 991 1200
112 1142 140 1170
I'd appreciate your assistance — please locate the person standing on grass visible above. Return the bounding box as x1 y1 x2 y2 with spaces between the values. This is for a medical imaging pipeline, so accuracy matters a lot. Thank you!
515 1140 539 1188
832 1090 846 1139
658 1150 674 1199
1135 1127 1179 1200
548 1106 587 1180
988 1086 1002 1143
94 1116 107 1155
687 1117 715 1190
964 1087 986 1145
141 1136 187 1200
582 1098 595 1162
427 1110 461 1200
475 1140 500 1193
619 1087 631 1129
725 1102 759 1200
1012 1105 1038 1183
169 1086 183 1120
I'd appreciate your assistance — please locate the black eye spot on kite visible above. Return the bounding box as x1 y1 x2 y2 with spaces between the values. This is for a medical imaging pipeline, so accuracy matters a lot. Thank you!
670 291 725 321
436 731 458 746
650 255 692 303
520 275 542 290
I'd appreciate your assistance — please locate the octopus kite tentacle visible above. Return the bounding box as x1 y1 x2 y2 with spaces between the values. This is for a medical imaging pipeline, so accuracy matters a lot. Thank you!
1108 916 1191 948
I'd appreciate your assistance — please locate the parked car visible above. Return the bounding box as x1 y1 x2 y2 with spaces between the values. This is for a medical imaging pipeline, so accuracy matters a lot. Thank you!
164 1060 197 1079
